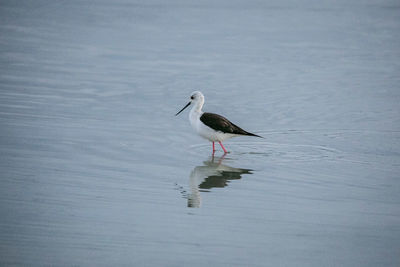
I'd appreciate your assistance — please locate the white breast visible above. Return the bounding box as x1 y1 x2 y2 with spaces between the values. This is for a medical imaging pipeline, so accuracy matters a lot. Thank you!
190 112 235 141
188 101 237 142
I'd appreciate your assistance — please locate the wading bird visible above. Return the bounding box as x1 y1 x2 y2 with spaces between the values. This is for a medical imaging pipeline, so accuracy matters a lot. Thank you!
175 91 262 153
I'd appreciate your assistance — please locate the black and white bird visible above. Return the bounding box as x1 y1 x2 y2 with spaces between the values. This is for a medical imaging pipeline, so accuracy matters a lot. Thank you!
175 91 262 153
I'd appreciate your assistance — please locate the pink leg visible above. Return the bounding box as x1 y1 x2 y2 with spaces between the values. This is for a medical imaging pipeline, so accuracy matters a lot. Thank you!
218 141 228 154
212 142 215 153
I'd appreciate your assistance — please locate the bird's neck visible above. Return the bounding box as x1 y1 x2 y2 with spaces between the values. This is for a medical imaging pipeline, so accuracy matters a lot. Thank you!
189 102 203 123
191 101 203 114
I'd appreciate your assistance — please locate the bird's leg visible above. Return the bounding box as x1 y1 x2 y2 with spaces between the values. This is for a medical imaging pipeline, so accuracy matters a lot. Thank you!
218 141 228 154
212 142 216 153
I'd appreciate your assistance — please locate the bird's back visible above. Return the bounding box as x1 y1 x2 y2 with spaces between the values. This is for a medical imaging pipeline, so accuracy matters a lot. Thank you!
200 112 261 137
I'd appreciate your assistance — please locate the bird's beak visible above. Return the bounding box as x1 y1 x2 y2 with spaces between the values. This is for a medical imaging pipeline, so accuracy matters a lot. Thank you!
175 101 191 116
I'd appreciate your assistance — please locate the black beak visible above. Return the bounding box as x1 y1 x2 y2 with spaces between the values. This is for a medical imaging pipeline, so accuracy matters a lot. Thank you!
175 102 191 116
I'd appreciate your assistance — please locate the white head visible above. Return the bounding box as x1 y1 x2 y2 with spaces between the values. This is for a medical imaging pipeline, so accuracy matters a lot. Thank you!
175 91 205 116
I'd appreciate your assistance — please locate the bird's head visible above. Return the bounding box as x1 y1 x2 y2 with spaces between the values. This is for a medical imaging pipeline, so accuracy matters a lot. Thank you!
175 91 204 116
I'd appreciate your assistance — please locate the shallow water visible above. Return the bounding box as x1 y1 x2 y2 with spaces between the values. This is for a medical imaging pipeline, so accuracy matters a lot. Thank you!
1 0 400 266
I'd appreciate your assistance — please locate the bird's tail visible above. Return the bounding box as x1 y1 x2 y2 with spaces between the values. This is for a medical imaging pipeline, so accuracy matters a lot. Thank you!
244 131 264 138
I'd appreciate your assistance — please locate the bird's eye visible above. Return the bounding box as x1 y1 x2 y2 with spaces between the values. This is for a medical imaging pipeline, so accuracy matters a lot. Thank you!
190 96 194 100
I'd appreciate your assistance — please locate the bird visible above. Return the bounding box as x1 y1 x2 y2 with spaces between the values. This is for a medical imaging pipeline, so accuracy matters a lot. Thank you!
175 91 262 154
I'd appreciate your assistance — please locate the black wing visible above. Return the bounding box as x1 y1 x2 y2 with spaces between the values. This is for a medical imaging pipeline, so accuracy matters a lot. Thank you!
200 112 262 137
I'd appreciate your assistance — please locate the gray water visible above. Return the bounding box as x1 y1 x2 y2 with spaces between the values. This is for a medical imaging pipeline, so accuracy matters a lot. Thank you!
1 0 399 266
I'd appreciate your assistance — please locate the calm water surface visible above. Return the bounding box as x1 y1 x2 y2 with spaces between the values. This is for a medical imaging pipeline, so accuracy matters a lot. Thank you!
1 0 399 266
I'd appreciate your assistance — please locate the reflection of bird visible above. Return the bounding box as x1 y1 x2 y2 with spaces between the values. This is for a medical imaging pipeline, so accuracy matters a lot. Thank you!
187 155 253 208
176 91 262 154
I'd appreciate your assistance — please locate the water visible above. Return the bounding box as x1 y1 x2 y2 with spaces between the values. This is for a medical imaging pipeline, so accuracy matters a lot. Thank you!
1 0 399 266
